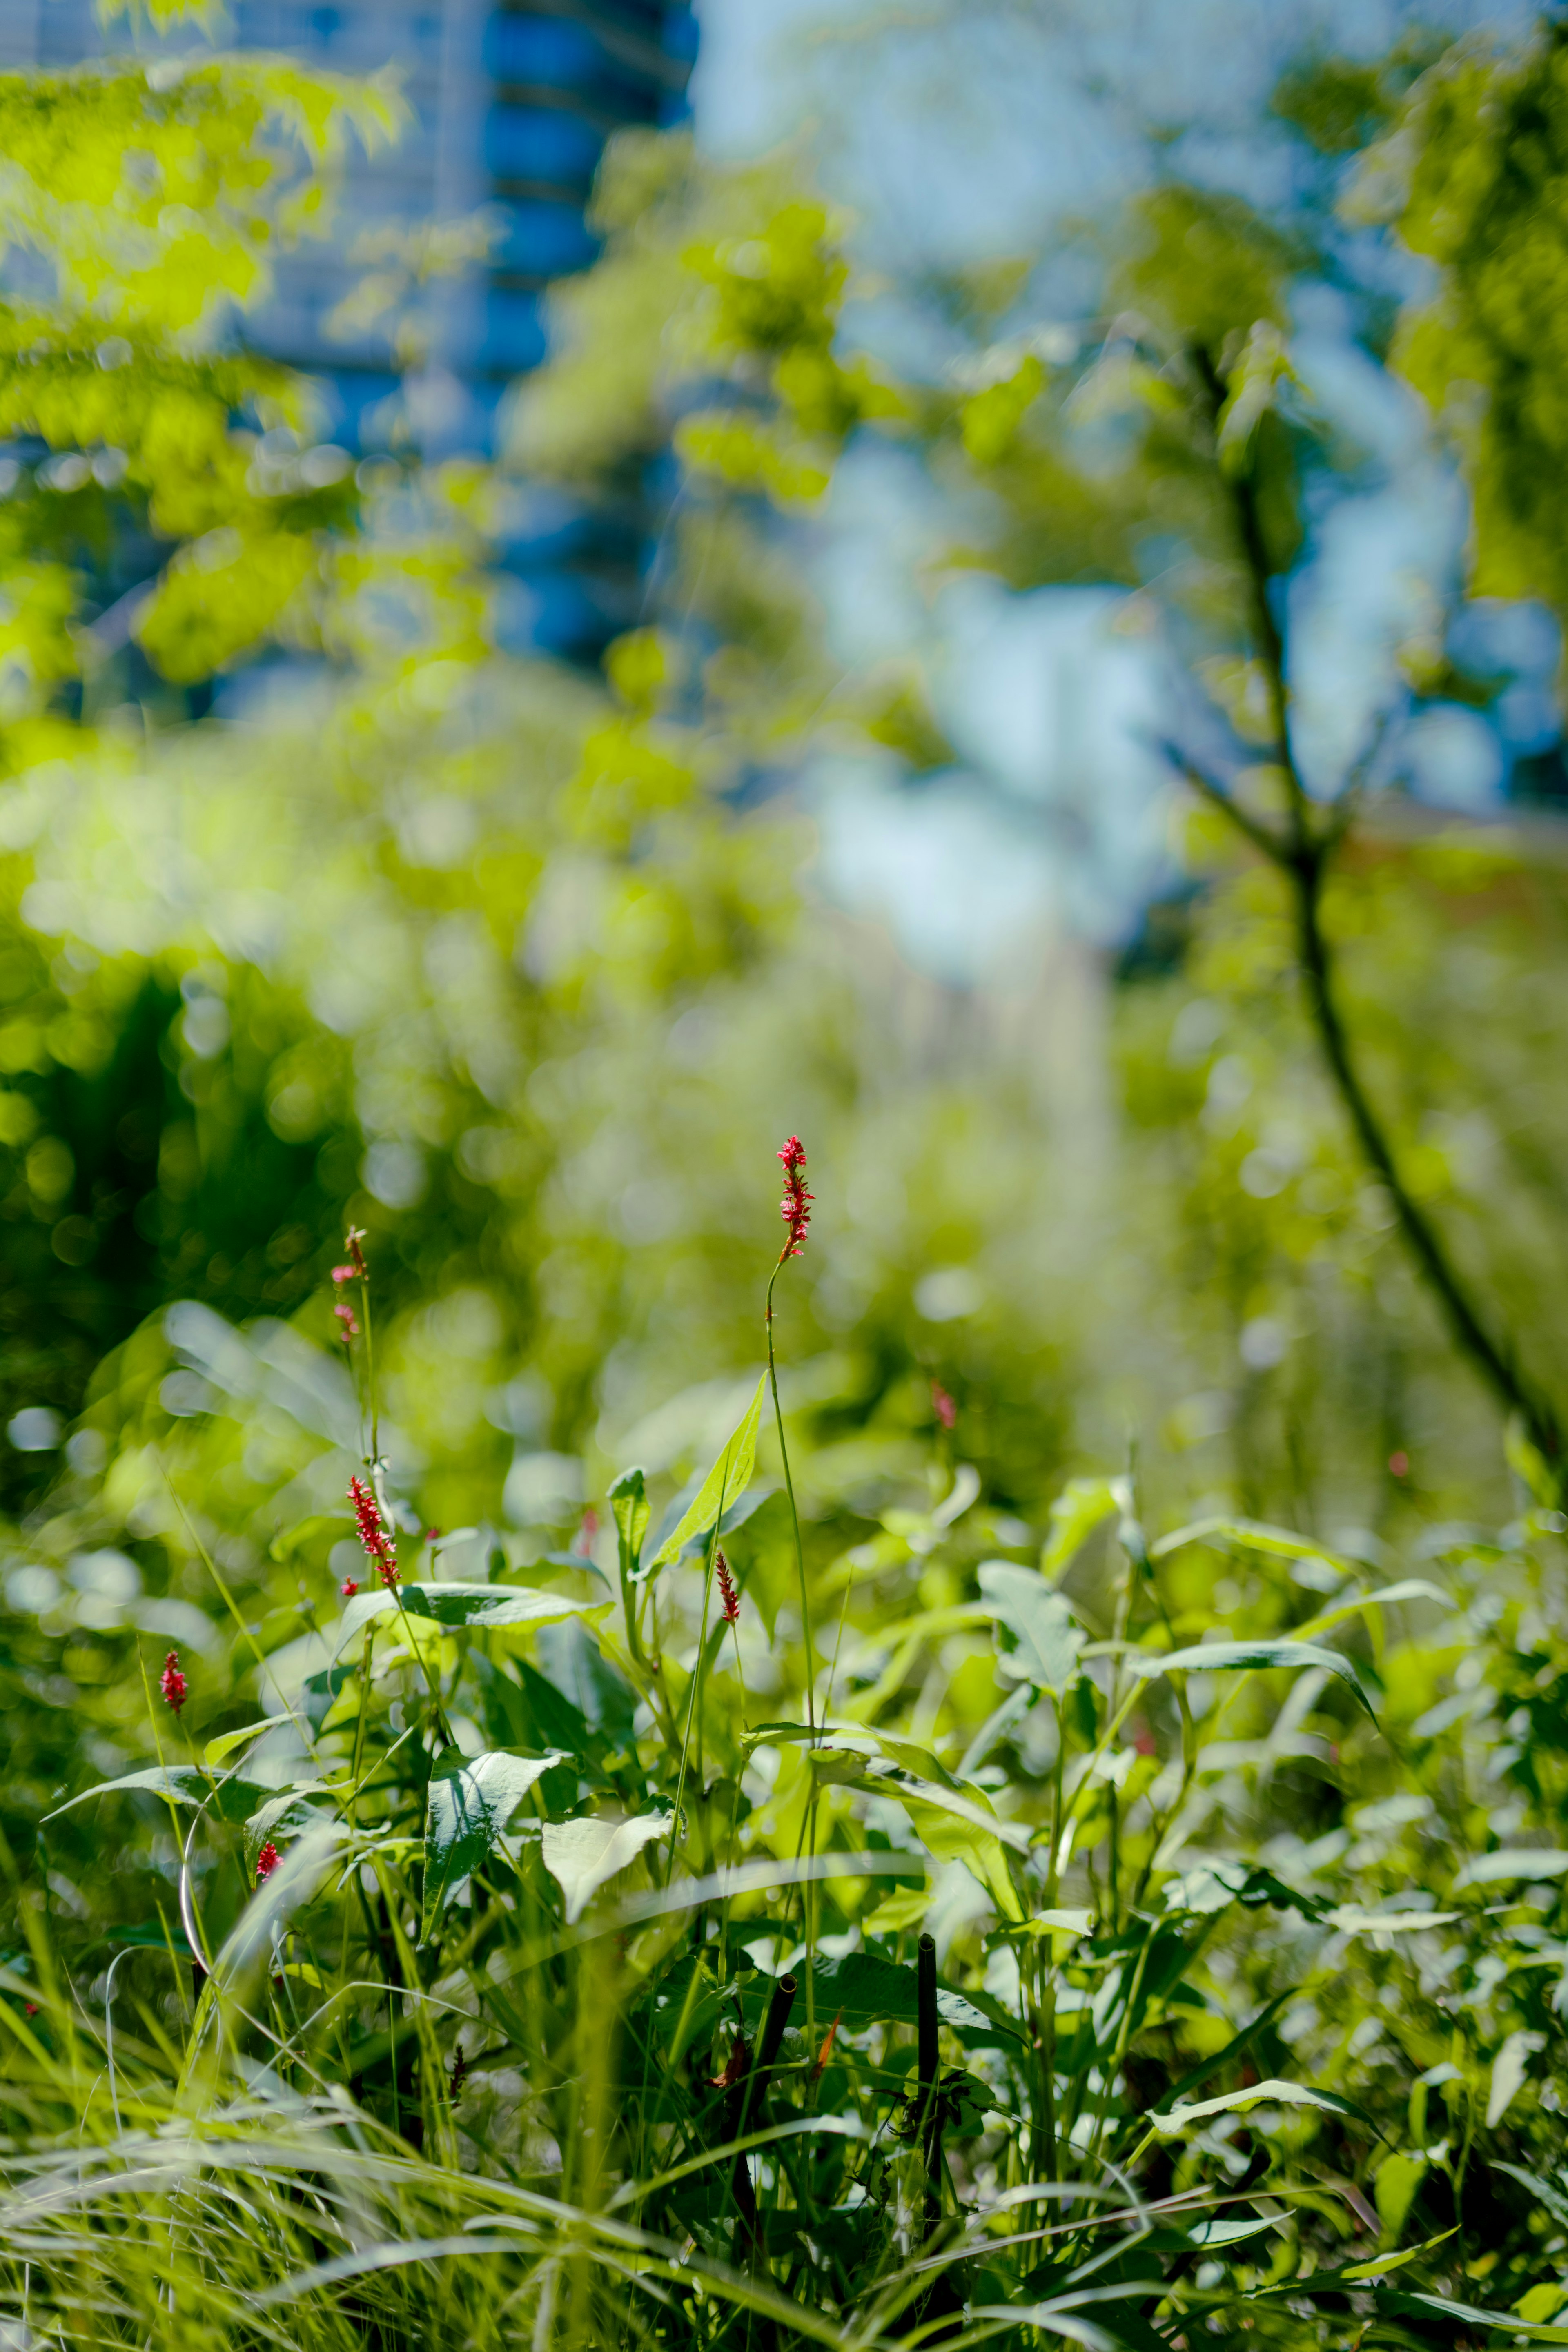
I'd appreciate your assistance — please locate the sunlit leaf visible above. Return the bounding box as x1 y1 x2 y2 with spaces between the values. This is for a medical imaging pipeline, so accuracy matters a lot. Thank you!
204 1715 292 1768
43 1765 267 1823
1149 2077 1370 2132
1040 1476 1120 1579
976 1561 1083 1693
1132 1637 1375 1719
645 1372 766 1576
422 1748 568 1938
541 1812 670 1924
1456 1849 1568 1887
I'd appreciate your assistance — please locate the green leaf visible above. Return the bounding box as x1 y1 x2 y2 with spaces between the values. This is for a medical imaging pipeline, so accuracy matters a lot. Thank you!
1132 1637 1376 1719
1149 1517 1355 1582
1456 1848 1568 1887
809 1949 1022 2045
335 1581 612 1653
1149 2077 1372 2133
1495 2160 1568 2235
1378 2289 1568 2343
204 1715 292 1768
540 1812 670 1924
243 1792 330 1879
1343 2227 1454 2283
1040 1476 1120 1579
609 1466 650 1584
1325 1905 1462 1934
422 1749 568 1939
43 1766 268 1824
976 1561 1083 1694
646 1372 766 1576
1296 1579 1451 1639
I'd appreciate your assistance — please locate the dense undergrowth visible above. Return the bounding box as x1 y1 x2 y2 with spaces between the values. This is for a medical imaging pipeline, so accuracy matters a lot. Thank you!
1 1145 1568 2350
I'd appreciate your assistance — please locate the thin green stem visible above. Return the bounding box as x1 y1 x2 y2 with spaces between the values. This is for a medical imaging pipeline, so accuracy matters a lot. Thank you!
666 1460 731 1891
765 1259 814 1732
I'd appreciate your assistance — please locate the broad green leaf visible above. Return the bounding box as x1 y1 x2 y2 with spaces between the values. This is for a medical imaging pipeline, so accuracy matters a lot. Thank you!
541 1812 670 1924
808 1949 1022 2044
1132 1637 1375 1719
1149 2077 1367 2132
43 1765 267 1824
646 1372 766 1575
976 1561 1083 1694
205 1715 292 1768
1373 2151 1429 2246
899 1793 1026 1924
422 1749 568 1938
1040 1476 1120 1579
1457 1848 1568 1887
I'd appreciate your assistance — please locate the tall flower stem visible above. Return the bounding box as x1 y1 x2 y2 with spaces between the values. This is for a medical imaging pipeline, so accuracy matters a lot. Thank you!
765 1258 815 1737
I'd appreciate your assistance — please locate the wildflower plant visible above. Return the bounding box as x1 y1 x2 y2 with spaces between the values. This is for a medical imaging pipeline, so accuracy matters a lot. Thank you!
5 1175 1568 2348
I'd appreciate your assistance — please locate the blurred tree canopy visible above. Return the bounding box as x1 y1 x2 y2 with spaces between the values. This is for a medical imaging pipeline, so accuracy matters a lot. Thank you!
8 6 1568 1555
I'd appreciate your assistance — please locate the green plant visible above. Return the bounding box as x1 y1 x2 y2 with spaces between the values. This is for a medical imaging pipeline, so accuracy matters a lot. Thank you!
6 1140 1568 2347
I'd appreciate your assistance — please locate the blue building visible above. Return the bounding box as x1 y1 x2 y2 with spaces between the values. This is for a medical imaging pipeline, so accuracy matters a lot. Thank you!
0 1 697 656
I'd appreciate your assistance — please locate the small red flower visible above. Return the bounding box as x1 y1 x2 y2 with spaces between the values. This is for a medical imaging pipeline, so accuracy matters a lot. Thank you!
777 1135 813 1261
24 2002 37 2018
256 1841 280 1883
339 1575 359 1599
426 1527 443 1542
330 1264 356 1287
349 1473 398 1587
159 1650 187 1715
333 1299 360 1344
717 1548 740 1627
575 1506 600 1557
931 1381 957 1431
1388 1450 1410 1478
1131 1723 1157 1759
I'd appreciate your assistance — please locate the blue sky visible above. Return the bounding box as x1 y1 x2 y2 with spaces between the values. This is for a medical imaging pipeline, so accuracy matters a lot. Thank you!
681 2 1548 982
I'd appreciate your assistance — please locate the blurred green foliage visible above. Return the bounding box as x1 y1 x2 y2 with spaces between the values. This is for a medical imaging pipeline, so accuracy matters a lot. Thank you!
8 9 1568 2337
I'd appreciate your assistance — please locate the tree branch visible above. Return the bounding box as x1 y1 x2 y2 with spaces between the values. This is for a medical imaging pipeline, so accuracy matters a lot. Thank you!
1186 343 1564 1470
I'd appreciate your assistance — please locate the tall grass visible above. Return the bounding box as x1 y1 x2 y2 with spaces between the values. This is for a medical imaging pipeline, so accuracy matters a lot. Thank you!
2 1145 1568 2348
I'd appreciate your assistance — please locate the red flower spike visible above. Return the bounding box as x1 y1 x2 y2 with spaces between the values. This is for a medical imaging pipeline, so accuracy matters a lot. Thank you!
776 1135 813 1260
575 1506 599 1557
339 1576 359 1599
931 1381 957 1431
349 1473 399 1587
717 1548 740 1627
333 1300 360 1344
256 1841 280 1883
330 1264 356 1287
159 1650 187 1715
